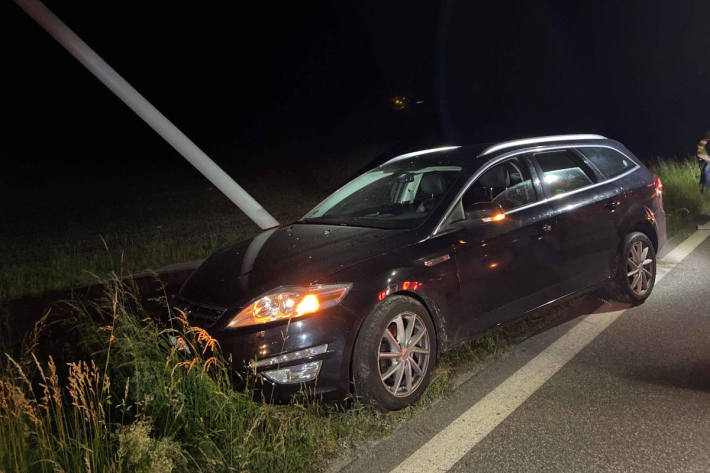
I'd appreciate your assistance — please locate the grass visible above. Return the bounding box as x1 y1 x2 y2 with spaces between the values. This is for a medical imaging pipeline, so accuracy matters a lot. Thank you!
0 273 513 473
0 177 321 302
0 141 389 302
650 157 710 235
0 269 578 472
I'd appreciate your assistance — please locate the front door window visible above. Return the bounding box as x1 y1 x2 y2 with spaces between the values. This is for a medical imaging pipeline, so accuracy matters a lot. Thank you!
463 158 537 213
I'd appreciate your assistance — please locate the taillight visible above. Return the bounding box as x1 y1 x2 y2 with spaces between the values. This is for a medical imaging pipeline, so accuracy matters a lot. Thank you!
653 174 663 196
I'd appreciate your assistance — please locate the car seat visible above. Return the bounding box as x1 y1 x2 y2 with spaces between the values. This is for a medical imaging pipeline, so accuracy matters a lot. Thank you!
465 165 510 206
416 174 446 213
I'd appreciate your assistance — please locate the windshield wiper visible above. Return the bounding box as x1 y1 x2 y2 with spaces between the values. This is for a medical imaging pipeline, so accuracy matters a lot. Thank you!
296 218 400 230
296 218 349 226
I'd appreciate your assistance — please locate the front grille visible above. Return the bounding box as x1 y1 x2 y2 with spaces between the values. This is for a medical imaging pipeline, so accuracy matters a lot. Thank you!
172 299 228 329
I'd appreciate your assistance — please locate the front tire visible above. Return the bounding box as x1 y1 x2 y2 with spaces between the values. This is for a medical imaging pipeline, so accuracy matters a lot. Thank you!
611 232 657 304
352 296 436 411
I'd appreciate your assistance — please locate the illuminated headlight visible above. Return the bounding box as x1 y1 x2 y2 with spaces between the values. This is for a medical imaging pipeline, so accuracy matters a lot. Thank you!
227 284 351 329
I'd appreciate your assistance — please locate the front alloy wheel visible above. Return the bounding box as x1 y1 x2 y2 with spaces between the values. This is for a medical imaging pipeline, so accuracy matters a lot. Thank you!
378 312 431 397
353 296 437 410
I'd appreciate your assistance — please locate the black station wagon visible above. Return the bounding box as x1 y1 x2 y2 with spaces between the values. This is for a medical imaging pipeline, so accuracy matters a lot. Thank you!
174 134 667 410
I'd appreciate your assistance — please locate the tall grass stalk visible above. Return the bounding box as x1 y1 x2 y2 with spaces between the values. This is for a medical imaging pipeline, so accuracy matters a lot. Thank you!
1 271 512 472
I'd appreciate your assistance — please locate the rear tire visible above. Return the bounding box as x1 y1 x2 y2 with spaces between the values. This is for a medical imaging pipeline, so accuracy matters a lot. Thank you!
352 296 436 411
611 232 656 304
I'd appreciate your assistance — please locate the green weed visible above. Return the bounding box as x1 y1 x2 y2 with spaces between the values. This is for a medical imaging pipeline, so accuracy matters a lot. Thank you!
651 157 710 234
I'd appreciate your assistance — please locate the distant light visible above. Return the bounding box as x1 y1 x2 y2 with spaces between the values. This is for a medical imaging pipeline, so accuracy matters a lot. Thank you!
390 96 409 111
416 100 424 104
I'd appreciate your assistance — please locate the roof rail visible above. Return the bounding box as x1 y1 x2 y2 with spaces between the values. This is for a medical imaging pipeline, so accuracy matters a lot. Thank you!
479 134 606 157
383 146 461 165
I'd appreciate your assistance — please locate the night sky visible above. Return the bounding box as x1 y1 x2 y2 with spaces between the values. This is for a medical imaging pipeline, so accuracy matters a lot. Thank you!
4 0 710 187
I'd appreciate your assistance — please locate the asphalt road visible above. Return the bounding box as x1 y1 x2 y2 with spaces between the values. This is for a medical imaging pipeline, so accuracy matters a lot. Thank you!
334 222 710 473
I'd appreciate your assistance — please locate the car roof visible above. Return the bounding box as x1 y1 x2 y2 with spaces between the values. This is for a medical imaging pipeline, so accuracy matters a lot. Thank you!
379 134 611 169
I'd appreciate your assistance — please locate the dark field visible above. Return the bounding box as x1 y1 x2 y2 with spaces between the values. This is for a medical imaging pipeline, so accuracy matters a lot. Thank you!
0 142 388 301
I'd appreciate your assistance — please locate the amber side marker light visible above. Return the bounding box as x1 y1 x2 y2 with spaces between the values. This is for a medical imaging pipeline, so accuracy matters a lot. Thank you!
377 281 423 301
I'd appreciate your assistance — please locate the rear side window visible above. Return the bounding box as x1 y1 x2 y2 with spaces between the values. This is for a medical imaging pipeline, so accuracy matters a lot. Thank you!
578 147 634 178
533 150 596 197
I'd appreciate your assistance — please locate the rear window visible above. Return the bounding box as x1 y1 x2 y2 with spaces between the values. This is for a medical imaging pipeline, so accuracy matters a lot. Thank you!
533 150 596 197
579 146 634 178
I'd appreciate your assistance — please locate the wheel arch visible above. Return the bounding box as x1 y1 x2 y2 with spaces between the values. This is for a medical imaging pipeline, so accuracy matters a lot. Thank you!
346 289 447 391
622 206 659 252
335 252 459 393
389 290 447 357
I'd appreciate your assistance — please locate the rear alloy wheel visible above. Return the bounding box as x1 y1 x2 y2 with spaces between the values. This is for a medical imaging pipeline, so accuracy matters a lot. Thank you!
613 232 656 304
353 296 436 410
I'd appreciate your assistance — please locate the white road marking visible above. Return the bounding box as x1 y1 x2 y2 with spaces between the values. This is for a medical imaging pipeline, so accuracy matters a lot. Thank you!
391 225 710 473
662 227 710 264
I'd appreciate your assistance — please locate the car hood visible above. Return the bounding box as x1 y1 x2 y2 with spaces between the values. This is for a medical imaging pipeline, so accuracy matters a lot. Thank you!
179 223 414 308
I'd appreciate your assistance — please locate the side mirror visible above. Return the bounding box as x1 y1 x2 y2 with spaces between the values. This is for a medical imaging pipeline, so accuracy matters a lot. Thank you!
467 202 506 223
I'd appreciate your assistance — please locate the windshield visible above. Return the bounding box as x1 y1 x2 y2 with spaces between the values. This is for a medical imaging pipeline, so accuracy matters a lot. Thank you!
301 165 463 229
